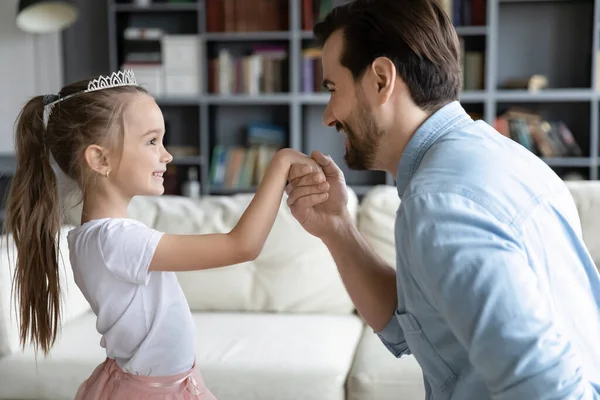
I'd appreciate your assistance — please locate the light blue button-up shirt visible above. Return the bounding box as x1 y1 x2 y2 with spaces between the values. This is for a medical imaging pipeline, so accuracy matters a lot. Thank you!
377 101 600 399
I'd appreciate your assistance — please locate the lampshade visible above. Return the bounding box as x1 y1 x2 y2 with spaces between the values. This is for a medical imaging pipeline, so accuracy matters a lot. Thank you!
16 0 78 34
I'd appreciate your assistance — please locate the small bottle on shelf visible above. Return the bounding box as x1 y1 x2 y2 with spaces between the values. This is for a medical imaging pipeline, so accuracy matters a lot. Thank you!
181 166 201 199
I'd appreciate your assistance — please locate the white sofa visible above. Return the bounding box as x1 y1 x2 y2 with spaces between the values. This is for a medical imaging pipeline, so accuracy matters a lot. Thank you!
1 181 599 400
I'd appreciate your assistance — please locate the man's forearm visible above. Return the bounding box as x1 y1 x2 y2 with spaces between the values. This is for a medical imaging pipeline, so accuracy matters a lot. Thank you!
322 214 398 331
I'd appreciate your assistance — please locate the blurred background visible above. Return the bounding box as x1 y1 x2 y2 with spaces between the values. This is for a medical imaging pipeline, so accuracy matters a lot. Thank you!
0 0 597 224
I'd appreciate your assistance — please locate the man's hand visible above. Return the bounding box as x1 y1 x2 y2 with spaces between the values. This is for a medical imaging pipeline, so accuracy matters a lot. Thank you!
286 150 352 240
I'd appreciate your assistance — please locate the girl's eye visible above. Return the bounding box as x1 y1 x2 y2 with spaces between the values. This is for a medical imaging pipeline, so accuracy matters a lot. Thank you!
148 138 156 145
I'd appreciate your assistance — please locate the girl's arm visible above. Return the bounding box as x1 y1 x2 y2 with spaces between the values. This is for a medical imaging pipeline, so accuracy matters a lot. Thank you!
149 148 329 272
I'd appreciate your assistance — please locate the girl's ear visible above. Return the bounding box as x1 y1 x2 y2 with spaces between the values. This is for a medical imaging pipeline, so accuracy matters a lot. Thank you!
83 144 111 177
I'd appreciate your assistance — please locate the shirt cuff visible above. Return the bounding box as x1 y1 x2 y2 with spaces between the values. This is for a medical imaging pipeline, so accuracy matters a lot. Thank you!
375 312 411 357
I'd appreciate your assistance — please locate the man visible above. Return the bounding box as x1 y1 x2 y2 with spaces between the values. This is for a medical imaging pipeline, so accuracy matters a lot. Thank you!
285 0 600 398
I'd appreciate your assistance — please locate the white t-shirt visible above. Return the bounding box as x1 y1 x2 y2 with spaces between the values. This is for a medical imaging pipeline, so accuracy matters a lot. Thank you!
67 218 196 376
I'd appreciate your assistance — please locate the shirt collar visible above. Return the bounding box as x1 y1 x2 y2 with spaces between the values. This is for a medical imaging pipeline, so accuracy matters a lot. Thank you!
395 100 473 198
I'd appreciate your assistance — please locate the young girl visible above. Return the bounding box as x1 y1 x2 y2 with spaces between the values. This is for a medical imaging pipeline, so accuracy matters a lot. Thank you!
3 70 330 399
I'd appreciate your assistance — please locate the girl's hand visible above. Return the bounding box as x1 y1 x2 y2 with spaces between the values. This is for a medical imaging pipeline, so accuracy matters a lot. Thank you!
276 148 324 175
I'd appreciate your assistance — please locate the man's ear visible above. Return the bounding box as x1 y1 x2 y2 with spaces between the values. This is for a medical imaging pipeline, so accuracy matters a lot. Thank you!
83 144 111 176
370 56 396 104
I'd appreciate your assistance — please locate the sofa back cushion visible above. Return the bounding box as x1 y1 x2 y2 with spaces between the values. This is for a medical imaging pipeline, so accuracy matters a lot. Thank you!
357 183 600 272
563 181 600 267
356 185 400 269
64 190 359 314
0 225 91 357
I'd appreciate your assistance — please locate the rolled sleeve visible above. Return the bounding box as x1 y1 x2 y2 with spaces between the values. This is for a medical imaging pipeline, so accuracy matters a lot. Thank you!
375 311 410 357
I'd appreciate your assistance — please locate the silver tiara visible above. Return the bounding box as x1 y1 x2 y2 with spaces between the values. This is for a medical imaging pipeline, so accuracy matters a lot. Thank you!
87 70 137 92
43 70 138 129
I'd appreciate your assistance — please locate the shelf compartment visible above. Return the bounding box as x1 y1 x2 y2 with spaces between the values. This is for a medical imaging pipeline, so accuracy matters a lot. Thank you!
300 39 325 95
161 105 201 154
496 0 593 89
496 101 591 158
463 103 485 121
160 104 203 196
206 41 290 95
205 0 289 33
114 12 198 74
460 35 487 91
207 105 289 190
549 167 591 181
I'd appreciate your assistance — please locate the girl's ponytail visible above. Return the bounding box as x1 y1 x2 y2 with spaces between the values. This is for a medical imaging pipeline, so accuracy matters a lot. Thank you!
4 95 62 356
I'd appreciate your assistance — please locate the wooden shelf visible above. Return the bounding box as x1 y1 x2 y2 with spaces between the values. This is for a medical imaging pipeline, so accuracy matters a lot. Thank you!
459 91 488 102
299 91 488 105
171 156 205 166
542 157 593 167
495 89 595 102
455 26 488 35
209 184 379 197
204 94 293 105
209 186 257 195
112 3 199 12
204 31 292 41
155 97 201 106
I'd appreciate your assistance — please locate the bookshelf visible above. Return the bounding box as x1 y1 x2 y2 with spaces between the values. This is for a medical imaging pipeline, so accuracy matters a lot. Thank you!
107 0 600 196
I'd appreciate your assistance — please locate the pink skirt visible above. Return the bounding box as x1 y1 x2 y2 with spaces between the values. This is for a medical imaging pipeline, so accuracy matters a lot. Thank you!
75 358 217 400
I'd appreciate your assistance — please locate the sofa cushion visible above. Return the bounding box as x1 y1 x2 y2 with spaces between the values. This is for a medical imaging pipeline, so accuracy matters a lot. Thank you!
64 190 359 314
346 327 425 400
0 311 364 400
357 185 399 268
165 193 358 314
195 312 364 400
0 311 105 399
0 225 90 357
564 181 600 268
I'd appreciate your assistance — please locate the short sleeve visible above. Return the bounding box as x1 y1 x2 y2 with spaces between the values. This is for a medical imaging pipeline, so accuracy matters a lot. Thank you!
97 219 164 285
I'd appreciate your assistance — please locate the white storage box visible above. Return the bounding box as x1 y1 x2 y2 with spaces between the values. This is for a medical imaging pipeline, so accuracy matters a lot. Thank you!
161 35 200 74
122 64 165 97
165 74 199 97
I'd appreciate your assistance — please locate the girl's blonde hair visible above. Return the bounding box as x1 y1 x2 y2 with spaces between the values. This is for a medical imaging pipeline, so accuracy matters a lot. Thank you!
4 76 147 356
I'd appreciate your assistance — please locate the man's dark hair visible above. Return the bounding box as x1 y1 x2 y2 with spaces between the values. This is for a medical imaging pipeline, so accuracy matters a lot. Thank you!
313 0 462 112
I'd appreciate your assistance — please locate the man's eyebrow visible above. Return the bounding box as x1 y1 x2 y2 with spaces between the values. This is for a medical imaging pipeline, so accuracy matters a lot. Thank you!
322 79 335 89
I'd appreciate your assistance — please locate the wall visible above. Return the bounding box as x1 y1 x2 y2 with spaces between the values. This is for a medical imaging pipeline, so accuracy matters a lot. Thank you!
0 0 63 165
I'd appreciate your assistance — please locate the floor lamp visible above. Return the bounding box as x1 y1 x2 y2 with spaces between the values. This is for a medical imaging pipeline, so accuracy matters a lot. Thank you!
16 0 78 34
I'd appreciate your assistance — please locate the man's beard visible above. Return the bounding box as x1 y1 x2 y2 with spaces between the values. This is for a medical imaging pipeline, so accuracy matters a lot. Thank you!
338 106 384 171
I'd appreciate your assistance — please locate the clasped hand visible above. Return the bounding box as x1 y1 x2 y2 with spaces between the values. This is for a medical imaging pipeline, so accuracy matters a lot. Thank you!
284 150 351 239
